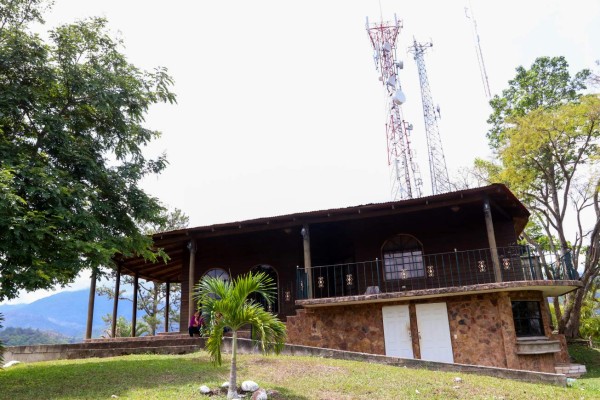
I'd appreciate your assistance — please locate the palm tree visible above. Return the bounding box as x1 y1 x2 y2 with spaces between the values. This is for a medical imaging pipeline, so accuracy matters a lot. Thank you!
196 272 287 399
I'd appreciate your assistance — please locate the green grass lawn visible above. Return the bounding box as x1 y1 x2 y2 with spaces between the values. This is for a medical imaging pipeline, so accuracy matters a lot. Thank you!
1 348 600 399
568 344 600 394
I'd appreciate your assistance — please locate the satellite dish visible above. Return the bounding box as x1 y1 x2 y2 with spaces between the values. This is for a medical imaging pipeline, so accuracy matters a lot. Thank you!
386 75 397 87
396 60 404 69
392 89 406 105
382 42 392 52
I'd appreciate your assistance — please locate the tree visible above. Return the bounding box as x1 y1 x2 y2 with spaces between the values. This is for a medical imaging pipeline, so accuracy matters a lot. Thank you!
100 314 149 338
98 208 188 335
482 56 600 337
0 0 176 301
591 60 600 88
487 56 590 149
97 278 181 335
579 290 600 342
196 272 287 400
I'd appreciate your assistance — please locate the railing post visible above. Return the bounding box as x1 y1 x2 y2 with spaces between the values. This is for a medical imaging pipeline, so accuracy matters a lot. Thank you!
483 196 503 282
301 224 313 299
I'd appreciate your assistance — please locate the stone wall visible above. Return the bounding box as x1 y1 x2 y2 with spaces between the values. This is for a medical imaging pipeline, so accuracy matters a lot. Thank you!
446 294 507 368
286 290 563 373
286 304 386 354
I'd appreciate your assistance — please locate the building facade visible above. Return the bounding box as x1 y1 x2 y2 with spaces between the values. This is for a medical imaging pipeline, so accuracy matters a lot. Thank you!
113 184 580 373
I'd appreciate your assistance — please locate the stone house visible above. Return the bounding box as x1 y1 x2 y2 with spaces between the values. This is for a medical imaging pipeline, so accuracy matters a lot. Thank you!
101 184 581 373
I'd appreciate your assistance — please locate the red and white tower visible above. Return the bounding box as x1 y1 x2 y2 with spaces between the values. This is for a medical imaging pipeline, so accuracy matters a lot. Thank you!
366 15 422 200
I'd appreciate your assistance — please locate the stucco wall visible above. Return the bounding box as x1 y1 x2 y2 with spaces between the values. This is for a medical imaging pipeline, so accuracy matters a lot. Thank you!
286 291 561 373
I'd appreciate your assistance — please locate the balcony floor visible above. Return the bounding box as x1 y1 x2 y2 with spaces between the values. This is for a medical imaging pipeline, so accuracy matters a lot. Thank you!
295 280 582 308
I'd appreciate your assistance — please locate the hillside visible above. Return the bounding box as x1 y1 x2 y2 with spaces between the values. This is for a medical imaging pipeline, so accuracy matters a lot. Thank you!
1 351 596 399
0 289 146 340
0 327 79 346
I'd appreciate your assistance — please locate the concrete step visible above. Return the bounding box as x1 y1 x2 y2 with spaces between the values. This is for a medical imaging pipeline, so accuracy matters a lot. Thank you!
5 340 206 364
555 363 587 378
71 336 204 351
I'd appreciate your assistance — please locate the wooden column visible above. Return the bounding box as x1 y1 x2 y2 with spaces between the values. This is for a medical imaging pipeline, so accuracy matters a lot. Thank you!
111 264 121 338
188 240 197 322
85 270 97 340
131 272 139 337
302 224 313 299
483 196 502 283
164 282 170 333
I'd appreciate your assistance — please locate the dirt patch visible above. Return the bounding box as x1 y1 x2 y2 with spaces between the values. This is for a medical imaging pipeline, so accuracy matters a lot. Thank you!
247 358 344 376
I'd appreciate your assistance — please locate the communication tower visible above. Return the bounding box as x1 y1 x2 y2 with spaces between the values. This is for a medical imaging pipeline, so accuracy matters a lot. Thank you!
465 3 492 99
409 39 451 195
366 15 422 200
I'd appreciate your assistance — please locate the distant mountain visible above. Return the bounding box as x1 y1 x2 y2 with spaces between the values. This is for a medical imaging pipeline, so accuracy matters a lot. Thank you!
0 289 146 340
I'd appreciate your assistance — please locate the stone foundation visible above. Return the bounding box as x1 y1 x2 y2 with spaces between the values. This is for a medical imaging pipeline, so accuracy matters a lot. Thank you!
286 290 563 373
286 304 386 354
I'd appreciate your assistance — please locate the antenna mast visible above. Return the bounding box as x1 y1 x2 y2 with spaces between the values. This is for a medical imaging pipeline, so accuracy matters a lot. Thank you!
465 2 491 99
409 39 451 195
366 15 422 200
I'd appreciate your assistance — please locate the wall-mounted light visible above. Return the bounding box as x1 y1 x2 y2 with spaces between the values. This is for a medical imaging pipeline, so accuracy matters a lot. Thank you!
317 276 325 289
478 260 486 272
346 273 354 286
427 265 434 277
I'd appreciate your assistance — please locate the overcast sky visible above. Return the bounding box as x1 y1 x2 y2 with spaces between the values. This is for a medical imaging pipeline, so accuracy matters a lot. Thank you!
4 0 599 304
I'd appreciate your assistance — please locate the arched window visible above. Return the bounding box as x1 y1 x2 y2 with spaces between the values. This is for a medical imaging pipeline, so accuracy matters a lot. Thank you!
203 268 229 281
250 264 279 313
382 235 424 280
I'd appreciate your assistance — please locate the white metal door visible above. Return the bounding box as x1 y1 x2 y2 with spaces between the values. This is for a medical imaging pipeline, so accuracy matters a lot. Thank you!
415 302 454 363
382 304 414 358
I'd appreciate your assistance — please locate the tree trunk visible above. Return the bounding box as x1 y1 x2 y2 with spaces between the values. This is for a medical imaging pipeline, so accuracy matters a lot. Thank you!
553 297 562 328
563 288 585 338
559 247 599 338
227 330 239 399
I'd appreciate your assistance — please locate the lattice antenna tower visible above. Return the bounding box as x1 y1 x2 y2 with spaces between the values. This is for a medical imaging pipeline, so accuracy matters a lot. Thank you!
408 39 451 195
465 2 491 99
366 15 422 200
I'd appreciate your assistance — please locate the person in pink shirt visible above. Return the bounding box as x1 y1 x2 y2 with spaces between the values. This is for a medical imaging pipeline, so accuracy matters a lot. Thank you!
188 310 204 337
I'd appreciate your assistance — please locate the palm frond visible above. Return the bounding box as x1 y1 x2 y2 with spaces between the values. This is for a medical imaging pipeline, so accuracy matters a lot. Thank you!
194 271 287 367
231 272 277 305
247 303 287 354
